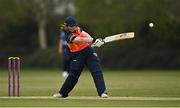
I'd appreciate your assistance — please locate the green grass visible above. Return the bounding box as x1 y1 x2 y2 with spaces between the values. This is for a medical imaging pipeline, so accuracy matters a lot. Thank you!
0 69 180 107
1 99 180 107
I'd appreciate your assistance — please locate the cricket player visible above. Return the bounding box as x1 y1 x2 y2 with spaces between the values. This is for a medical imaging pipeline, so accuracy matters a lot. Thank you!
59 29 70 78
53 16 108 98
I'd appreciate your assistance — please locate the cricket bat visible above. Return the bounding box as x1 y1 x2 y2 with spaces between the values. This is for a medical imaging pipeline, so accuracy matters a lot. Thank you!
103 32 135 43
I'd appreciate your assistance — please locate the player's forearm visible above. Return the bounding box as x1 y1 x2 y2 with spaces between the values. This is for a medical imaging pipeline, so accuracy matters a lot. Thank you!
58 40 63 54
72 31 96 43
73 37 95 43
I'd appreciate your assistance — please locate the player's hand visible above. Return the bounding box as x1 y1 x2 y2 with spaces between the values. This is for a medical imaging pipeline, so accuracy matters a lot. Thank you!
91 38 105 47
60 23 68 31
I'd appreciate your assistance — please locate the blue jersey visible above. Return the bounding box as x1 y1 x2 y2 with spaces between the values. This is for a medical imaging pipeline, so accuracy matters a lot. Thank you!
60 31 68 49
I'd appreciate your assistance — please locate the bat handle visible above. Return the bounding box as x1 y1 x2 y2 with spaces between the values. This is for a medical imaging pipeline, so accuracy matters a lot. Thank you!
102 39 106 43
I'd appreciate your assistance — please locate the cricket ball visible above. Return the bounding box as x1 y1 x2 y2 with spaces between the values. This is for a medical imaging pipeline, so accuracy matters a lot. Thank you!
149 23 154 28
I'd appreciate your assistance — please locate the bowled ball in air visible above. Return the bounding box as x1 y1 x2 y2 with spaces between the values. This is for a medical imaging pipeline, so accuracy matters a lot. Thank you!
149 23 154 28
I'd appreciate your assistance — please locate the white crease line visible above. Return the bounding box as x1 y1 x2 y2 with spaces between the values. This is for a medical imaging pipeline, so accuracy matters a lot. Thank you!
0 96 180 100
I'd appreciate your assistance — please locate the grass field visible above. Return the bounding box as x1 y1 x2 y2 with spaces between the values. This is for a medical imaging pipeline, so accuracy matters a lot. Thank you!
0 69 180 107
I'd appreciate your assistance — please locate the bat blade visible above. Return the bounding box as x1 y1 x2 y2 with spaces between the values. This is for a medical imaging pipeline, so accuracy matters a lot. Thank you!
103 32 134 43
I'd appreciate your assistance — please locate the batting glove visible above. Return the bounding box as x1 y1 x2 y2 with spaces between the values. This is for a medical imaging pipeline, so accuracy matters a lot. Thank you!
91 38 105 47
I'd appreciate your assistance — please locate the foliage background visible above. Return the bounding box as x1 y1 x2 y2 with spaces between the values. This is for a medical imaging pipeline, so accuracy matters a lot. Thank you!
0 0 180 69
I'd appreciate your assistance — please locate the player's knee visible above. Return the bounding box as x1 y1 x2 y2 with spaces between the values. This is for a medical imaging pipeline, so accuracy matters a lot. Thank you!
91 71 103 77
69 70 81 79
87 57 102 73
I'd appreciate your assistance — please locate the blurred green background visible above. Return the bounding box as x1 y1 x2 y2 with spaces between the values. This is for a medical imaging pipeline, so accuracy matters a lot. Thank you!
0 0 180 69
